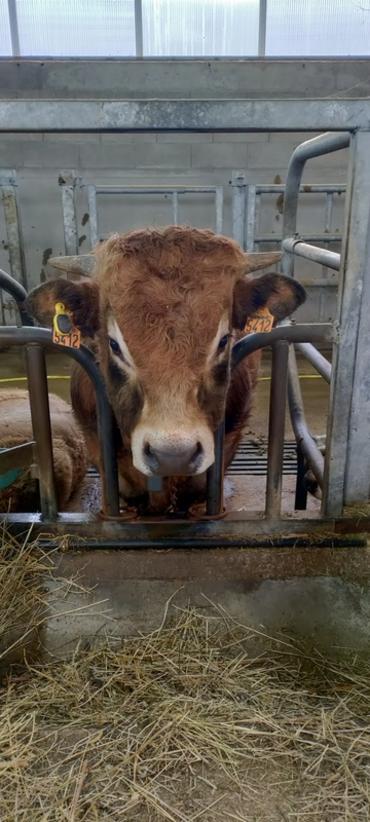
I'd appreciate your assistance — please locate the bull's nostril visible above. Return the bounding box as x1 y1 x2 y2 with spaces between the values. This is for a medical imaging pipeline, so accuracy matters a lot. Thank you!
143 441 160 472
190 441 204 468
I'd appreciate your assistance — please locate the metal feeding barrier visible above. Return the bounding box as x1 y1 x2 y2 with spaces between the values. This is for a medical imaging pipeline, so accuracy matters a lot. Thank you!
0 94 370 544
59 172 225 251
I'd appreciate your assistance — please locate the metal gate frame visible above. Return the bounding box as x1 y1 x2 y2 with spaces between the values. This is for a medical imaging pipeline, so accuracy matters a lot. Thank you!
0 168 27 324
0 99 370 544
59 172 224 252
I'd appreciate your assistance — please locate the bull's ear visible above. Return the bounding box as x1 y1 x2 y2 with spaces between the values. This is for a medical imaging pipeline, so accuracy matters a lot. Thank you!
25 278 100 337
232 273 306 330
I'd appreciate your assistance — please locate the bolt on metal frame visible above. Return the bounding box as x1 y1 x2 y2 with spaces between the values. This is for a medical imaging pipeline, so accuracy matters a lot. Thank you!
59 176 224 251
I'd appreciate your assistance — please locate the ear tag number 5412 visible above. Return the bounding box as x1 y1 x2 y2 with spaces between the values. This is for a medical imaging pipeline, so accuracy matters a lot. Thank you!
52 302 81 349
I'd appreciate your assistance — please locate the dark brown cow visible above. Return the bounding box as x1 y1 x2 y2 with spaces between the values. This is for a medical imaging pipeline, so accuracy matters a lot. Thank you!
26 227 305 512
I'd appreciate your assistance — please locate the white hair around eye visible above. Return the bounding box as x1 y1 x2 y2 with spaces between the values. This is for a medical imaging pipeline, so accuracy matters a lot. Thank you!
107 316 136 371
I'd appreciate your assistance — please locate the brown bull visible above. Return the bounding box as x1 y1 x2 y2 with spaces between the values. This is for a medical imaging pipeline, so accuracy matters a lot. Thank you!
26 227 305 512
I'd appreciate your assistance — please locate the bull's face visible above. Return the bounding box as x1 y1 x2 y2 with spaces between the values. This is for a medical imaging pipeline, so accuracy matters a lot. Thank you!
26 228 305 478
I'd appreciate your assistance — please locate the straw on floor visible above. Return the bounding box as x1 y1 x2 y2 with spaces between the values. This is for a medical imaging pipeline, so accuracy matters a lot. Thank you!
1 530 370 821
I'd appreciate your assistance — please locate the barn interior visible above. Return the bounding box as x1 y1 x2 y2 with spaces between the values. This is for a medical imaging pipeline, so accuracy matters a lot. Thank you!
1 3 370 819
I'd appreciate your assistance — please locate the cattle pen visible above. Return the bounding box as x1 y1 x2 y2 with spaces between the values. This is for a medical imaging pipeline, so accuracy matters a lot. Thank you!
2 47 370 822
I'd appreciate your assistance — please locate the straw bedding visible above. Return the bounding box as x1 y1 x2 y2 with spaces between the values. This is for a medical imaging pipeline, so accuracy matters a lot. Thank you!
1 530 370 821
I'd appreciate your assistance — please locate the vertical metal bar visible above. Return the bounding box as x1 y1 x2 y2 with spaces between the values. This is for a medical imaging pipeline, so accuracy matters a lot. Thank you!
323 130 370 513
24 344 58 520
7 0 20 56
0 169 27 325
324 192 334 234
246 184 257 251
265 340 289 518
0 170 27 288
215 187 224 234
295 447 308 510
59 170 79 256
206 423 224 516
135 0 144 57
172 191 179 225
231 170 247 248
86 184 99 247
258 0 267 57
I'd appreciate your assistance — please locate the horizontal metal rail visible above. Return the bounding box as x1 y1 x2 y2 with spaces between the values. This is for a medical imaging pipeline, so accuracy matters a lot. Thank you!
0 99 368 132
80 181 224 247
255 184 346 195
256 234 341 245
232 323 332 368
0 327 120 518
295 343 332 383
282 238 341 271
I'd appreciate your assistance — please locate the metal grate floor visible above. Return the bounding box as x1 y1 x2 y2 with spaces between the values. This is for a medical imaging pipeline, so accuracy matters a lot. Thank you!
227 440 297 476
86 440 298 478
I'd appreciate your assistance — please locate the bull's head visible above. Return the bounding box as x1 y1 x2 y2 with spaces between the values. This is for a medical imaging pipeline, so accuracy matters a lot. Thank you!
26 227 305 478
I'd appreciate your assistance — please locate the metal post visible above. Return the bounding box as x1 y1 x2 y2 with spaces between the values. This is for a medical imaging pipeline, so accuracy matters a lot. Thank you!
287 346 325 488
59 170 80 256
258 0 267 57
206 423 224 516
24 344 58 519
323 129 370 512
215 187 224 234
246 185 257 251
134 0 143 57
0 170 27 324
231 170 247 248
295 447 308 510
265 341 289 518
172 191 179 225
86 184 99 247
7 0 20 57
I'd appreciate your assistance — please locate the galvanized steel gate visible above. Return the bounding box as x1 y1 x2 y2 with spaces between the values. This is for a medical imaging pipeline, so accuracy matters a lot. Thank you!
0 99 369 545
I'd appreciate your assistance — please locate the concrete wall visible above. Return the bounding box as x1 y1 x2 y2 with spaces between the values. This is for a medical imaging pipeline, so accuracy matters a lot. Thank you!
0 129 347 323
1 58 361 324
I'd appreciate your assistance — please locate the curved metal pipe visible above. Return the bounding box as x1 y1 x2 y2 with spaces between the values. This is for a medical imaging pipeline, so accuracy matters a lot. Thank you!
231 323 332 369
287 347 324 488
0 268 34 326
0 326 120 516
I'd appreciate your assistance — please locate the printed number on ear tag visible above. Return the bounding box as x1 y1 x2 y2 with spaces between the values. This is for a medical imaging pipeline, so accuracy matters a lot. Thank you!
52 301 81 349
244 306 274 335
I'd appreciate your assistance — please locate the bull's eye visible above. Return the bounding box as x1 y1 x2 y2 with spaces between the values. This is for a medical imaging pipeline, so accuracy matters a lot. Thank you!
217 333 230 354
109 337 121 357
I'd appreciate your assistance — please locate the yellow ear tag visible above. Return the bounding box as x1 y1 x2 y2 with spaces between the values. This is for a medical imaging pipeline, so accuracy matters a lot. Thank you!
52 302 81 349
244 306 274 335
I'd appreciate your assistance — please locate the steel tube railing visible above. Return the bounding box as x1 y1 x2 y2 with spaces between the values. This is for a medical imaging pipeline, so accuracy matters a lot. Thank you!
294 342 332 383
206 423 225 516
265 340 289 518
24 343 58 519
282 132 350 279
232 323 332 369
287 347 325 488
0 268 33 325
0 326 120 517
282 238 341 271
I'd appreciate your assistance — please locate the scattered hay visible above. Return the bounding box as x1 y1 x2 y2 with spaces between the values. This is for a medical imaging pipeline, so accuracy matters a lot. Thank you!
1 602 370 818
1 530 370 820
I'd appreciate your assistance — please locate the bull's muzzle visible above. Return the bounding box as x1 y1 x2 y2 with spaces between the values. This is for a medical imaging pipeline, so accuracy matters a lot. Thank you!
143 440 204 477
